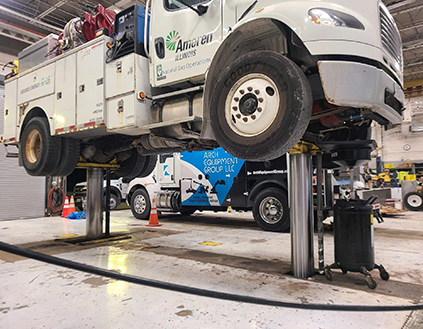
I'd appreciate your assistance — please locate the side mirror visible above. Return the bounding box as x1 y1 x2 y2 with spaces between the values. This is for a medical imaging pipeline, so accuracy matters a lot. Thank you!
197 4 208 15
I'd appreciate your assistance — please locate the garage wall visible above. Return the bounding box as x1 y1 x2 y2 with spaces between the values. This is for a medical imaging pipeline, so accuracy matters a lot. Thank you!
380 96 423 163
0 83 45 220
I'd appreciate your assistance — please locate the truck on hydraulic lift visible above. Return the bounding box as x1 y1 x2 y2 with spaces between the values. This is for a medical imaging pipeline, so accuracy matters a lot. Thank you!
2 1 404 178
127 147 289 232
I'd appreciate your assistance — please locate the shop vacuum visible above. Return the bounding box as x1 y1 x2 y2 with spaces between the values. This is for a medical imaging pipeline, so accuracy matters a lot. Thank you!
324 197 390 289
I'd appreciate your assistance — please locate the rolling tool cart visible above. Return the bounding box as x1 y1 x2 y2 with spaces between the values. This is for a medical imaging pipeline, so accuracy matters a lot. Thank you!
324 197 389 289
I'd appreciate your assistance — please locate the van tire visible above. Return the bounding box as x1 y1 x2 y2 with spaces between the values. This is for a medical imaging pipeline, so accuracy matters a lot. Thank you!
253 187 289 232
20 117 62 176
102 192 120 211
210 51 312 161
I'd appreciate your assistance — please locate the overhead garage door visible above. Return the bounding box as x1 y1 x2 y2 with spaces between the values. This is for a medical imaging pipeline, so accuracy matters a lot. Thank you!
0 83 45 220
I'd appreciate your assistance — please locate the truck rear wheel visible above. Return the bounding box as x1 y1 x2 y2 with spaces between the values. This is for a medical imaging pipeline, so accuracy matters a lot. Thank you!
253 187 289 232
130 188 151 219
50 138 80 177
20 117 62 176
139 155 158 177
114 149 146 179
210 51 312 161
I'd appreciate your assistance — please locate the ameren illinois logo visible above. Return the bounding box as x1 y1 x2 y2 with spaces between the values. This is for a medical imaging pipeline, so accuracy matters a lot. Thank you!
165 30 213 61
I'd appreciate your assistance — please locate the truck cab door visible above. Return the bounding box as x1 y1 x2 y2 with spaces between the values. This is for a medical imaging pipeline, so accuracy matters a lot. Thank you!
149 0 221 87
158 153 180 188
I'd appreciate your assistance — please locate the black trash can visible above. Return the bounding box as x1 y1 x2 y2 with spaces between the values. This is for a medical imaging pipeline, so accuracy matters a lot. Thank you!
325 197 389 289
334 198 374 272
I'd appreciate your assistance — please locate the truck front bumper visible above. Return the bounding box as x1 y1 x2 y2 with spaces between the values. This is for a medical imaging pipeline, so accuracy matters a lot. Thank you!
318 61 404 125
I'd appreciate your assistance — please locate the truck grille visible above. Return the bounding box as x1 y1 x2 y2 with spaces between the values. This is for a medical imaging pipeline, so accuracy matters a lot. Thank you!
380 5 403 68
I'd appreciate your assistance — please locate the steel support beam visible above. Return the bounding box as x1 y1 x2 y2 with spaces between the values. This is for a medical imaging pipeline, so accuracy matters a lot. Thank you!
0 19 44 44
35 0 67 20
392 3 423 16
316 153 324 274
0 4 62 33
86 168 104 240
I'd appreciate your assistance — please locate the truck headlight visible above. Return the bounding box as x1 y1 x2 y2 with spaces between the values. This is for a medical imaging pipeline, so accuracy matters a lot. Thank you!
309 8 365 30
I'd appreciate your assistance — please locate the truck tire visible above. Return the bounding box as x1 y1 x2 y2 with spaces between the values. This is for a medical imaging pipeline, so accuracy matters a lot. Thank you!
114 149 146 179
253 187 289 232
50 138 80 177
138 155 158 177
20 117 62 176
210 51 312 161
180 209 196 216
404 192 423 211
130 188 151 219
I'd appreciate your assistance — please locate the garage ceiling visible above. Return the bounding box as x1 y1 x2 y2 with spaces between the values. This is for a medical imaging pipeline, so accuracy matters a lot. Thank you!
0 0 422 83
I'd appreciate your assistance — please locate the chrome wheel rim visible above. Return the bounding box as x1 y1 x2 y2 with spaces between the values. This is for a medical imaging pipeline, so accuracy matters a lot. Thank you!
259 196 283 224
134 194 147 214
109 197 117 209
225 73 280 137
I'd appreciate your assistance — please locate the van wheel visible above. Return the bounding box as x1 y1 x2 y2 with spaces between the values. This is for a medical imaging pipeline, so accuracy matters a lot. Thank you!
253 187 289 232
210 51 312 161
50 138 80 177
20 117 62 176
103 193 119 211
130 189 151 219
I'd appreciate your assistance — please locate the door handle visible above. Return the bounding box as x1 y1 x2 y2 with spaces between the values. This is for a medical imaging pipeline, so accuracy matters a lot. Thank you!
155 37 165 59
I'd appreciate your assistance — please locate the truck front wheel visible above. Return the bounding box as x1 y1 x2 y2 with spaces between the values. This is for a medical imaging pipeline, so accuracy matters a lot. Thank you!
20 117 62 176
130 189 151 219
210 51 312 161
253 187 289 232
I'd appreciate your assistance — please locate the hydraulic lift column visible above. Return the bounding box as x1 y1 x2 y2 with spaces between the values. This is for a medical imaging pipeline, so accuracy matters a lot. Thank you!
288 142 320 278
86 168 104 239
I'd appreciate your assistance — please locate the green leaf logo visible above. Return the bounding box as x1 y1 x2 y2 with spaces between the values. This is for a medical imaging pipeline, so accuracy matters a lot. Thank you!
166 30 180 51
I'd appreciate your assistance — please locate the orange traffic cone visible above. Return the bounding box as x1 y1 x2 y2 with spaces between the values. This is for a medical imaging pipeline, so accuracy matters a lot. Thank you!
146 198 162 227
69 195 76 214
62 196 69 217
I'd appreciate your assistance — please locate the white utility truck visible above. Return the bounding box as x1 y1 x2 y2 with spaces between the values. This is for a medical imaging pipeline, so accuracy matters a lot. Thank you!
127 147 290 232
2 1 404 178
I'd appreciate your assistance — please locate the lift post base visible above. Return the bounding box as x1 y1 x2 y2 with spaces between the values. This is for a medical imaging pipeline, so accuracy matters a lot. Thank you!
288 142 320 279
86 168 104 240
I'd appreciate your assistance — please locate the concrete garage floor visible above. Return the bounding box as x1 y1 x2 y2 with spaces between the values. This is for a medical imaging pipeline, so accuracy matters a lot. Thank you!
0 210 422 329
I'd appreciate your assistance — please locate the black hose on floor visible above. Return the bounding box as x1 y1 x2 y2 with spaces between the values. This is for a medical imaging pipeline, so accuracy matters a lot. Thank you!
0 240 422 312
